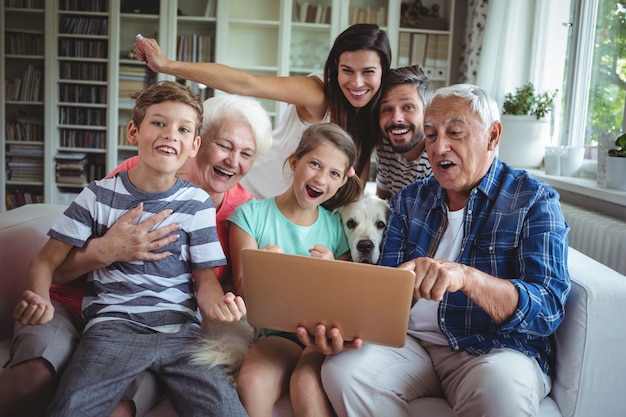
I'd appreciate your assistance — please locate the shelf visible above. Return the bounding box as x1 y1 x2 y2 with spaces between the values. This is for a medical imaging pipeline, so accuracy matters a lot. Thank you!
1 0 457 211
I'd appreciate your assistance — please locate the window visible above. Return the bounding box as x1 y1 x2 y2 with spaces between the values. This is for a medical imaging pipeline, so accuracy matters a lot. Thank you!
560 0 626 156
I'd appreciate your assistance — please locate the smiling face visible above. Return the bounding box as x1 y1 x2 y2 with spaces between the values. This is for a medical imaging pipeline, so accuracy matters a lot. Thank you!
289 142 349 211
337 50 383 109
128 100 200 190
423 95 500 210
189 117 256 196
379 84 426 160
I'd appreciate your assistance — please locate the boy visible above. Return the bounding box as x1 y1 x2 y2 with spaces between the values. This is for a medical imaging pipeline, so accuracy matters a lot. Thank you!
13 81 248 417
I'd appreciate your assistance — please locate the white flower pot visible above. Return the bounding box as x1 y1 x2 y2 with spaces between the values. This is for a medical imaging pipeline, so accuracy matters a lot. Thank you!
606 156 626 191
498 115 551 168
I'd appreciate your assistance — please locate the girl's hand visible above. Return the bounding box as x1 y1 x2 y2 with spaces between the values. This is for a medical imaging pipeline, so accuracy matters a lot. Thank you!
205 292 246 323
296 324 363 354
309 244 333 260
260 244 283 254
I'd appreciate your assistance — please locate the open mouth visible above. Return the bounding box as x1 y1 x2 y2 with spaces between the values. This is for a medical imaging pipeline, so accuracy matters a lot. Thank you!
439 161 455 170
348 88 369 98
387 124 411 136
306 185 323 199
213 166 234 179
156 146 177 155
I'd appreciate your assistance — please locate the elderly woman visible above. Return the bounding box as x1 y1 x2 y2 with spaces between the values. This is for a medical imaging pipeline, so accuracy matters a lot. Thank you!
0 94 272 417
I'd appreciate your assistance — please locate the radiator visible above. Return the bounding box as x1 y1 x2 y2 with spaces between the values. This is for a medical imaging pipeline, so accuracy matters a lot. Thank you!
560 202 626 275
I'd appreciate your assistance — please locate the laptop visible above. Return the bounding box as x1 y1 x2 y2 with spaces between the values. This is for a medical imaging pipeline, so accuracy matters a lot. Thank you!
240 249 416 348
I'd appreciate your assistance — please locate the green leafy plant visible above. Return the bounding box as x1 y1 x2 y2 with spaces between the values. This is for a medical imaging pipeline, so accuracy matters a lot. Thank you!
502 82 558 120
608 132 626 157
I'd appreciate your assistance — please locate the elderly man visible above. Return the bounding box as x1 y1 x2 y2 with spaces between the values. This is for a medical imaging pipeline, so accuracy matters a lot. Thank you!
309 84 571 417
376 65 433 200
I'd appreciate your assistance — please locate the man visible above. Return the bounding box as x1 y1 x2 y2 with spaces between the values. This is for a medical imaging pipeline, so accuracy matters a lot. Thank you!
309 84 571 416
376 65 433 200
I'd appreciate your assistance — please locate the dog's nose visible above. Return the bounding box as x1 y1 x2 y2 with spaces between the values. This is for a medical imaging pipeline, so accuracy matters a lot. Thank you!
357 239 374 254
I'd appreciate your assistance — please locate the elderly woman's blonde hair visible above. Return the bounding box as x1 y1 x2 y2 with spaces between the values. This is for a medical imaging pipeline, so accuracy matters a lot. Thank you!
201 94 273 155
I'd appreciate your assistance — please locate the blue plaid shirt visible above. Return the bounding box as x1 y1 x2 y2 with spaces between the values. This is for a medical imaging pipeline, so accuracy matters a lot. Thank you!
381 159 570 377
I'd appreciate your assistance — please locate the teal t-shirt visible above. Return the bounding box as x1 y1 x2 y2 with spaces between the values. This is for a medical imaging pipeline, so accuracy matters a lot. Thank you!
228 197 349 258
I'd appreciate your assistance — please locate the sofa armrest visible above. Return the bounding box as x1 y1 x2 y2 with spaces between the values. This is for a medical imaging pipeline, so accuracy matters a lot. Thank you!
551 247 626 417
0 204 67 340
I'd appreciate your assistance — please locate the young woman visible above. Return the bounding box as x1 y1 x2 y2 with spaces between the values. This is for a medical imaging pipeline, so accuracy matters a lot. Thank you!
228 123 363 417
133 23 392 197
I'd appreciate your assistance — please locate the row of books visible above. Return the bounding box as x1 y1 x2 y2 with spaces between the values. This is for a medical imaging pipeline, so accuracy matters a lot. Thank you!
4 64 42 102
59 39 108 59
6 144 44 157
176 35 214 63
119 64 152 99
293 2 331 24
5 0 44 8
6 144 44 184
349 6 387 26
60 84 107 104
55 152 89 186
59 62 107 82
118 124 132 146
59 108 106 127
59 0 108 13
398 33 449 81
60 129 106 149
5 191 44 210
59 16 108 36
5 117 43 142
5 32 44 56
6 156 44 182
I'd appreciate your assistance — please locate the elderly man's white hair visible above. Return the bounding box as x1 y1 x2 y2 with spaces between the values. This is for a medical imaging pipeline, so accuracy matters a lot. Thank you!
201 94 273 155
430 84 501 131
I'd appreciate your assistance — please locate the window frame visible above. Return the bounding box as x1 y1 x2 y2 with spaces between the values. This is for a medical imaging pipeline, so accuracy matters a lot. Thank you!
560 0 599 149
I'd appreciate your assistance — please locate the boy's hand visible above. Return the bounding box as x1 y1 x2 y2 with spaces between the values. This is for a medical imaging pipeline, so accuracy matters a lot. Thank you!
309 244 333 260
205 292 246 323
13 290 55 326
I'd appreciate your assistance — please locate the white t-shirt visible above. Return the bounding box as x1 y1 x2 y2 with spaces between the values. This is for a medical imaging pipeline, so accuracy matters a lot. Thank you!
407 207 464 345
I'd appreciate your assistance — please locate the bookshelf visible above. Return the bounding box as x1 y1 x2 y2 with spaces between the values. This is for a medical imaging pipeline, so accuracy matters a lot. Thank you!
1 0 457 211
1 1 47 209
55 0 109 201
395 0 456 87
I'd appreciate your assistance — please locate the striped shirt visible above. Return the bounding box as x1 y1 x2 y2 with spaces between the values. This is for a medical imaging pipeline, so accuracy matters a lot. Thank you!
380 158 571 377
375 138 432 196
48 171 226 333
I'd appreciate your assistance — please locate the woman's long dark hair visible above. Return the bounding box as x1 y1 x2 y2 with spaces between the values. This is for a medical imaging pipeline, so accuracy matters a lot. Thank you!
324 24 392 178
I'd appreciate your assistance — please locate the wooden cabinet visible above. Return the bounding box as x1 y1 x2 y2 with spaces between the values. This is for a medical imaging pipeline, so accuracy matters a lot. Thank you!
1 0 456 211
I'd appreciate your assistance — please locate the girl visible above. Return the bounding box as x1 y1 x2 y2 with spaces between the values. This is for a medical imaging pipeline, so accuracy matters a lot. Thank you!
228 123 363 417
133 24 392 197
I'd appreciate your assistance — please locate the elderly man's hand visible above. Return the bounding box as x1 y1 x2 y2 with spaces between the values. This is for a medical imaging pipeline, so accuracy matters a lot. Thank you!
399 257 469 301
297 324 363 355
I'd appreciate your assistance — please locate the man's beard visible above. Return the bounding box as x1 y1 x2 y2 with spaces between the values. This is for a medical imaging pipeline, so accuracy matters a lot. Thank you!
385 125 424 154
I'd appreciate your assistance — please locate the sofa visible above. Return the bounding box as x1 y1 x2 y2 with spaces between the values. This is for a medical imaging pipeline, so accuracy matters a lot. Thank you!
1 203 625 417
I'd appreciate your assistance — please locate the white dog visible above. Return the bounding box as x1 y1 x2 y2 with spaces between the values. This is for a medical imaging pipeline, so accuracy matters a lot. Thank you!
336 194 390 264
189 317 256 386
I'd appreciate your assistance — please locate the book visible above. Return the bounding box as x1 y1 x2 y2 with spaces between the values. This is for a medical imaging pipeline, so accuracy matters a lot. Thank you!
410 33 428 67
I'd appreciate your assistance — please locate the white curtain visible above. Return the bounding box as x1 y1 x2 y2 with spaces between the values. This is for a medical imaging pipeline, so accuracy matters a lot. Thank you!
473 0 571 109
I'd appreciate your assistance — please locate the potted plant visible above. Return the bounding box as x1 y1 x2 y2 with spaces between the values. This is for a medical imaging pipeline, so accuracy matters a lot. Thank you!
606 132 626 190
499 82 558 168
